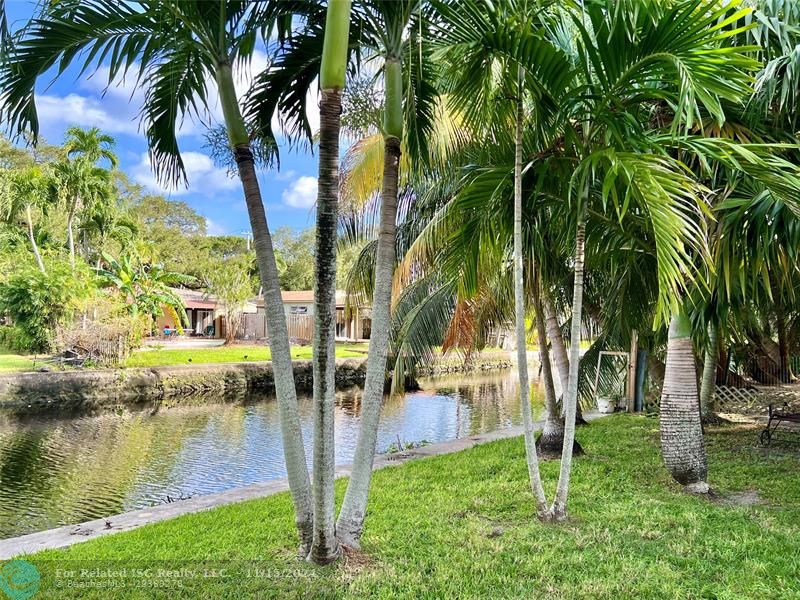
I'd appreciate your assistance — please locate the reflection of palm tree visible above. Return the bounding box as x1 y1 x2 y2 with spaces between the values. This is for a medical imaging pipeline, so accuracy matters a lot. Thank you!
0 432 48 494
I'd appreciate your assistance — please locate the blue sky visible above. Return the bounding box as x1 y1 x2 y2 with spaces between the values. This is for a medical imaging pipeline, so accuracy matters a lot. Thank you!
4 1 320 235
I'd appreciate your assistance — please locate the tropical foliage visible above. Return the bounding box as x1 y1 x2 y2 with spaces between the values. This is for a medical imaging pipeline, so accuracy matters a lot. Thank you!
0 260 94 352
97 253 192 335
3 0 800 571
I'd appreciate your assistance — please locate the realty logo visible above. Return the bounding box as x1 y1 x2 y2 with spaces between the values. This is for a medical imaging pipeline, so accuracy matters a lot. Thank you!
0 560 40 600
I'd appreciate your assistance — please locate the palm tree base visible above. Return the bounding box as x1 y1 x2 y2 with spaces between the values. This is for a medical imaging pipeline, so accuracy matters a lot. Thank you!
536 427 585 460
336 528 361 551
308 543 341 566
684 481 711 495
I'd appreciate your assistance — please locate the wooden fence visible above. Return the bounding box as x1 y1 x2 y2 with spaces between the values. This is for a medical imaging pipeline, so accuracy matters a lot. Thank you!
286 314 313 342
238 313 314 343
239 313 266 340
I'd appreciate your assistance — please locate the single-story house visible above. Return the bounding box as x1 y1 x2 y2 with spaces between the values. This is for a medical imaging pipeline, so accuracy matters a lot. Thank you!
155 288 258 338
249 290 371 342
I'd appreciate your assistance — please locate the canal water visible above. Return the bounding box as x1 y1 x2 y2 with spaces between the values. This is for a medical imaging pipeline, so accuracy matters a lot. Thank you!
0 370 542 539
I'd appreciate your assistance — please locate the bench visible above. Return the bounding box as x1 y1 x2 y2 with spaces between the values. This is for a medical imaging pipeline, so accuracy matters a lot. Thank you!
760 403 800 446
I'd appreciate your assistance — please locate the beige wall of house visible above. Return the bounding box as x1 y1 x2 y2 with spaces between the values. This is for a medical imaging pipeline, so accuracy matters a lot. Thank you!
251 291 373 341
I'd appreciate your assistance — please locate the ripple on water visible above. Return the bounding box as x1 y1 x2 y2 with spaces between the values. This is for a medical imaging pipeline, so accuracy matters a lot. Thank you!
0 371 529 539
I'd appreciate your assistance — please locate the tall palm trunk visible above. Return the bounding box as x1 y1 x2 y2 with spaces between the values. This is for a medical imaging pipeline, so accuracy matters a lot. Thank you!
311 88 342 564
309 0 351 565
660 308 709 493
66 202 76 269
25 204 45 273
543 293 569 397
551 208 587 520
336 56 402 549
542 292 585 425
216 63 313 555
532 279 564 458
776 306 791 382
513 65 548 517
699 323 717 420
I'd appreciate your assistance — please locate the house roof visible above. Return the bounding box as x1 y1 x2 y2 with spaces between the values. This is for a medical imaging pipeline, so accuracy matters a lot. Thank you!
172 287 218 309
255 291 366 308
170 288 257 312
281 291 314 303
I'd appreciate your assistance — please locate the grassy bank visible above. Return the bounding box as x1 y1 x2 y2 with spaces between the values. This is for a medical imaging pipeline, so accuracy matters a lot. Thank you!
0 345 37 373
124 343 369 368
19 416 800 598
0 343 370 372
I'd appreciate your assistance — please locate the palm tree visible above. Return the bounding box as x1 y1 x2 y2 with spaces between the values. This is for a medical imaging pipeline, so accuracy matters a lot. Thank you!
660 307 709 493
0 167 53 273
61 127 118 268
0 166 52 272
0 0 315 553
79 201 139 268
413 0 774 518
51 157 114 269
431 0 573 519
64 126 117 166
336 0 434 550
308 0 352 565
249 0 437 553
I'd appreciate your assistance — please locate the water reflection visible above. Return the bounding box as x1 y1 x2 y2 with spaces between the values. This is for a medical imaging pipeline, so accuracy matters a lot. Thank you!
0 370 534 539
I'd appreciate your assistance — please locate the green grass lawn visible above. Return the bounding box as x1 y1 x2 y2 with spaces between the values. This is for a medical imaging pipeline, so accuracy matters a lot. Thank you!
124 343 369 368
0 344 38 373
18 415 800 598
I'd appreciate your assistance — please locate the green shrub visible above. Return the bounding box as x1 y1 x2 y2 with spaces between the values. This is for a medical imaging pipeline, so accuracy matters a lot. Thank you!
0 261 94 352
0 325 25 351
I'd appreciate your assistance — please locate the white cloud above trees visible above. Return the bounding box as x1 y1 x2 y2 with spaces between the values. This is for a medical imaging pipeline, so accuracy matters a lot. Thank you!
281 176 318 209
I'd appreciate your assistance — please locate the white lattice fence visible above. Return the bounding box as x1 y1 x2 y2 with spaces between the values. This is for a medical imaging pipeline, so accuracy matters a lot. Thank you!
714 385 765 412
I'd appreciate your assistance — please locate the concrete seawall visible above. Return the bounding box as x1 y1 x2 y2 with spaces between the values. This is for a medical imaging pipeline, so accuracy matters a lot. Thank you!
0 354 514 412
0 359 368 412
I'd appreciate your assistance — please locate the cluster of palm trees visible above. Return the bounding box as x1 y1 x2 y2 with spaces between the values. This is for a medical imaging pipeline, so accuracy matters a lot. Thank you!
3 0 800 566
0 127 123 273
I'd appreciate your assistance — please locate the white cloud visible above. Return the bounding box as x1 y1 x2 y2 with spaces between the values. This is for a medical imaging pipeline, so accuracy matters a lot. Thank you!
36 50 319 146
131 151 238 196
274 169 297 182
205 218 227 236
281 176 318 209
80 65 146 104
37 94 140 136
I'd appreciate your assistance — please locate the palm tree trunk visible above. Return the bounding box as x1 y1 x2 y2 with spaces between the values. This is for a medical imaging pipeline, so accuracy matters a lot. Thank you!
67 204 76 270
543 293 569 397
216 63 313 555
532 279 564 458
542 293 587 425
513 65 548 517
550 209 587 521
776 306 791 382
26 205 46 274
310 87 342 565
699 323 717 420
660 308 709 493
308 0 351 565
336 56 402 548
